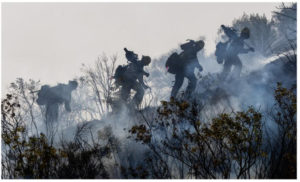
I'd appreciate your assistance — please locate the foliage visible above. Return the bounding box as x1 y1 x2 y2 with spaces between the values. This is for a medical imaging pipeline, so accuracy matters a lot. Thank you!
128 82 296 179
1 94 114 179
129 98 264 179
81 54 117 115
2 77 297 179
229 3 297 56
9 78 41 135
272 3 296 42
4 81 295 179
231 13 277 57
263 83 296 179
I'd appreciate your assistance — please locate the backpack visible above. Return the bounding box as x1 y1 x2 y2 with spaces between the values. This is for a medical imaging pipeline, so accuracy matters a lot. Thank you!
124 48 138 63
165 52 182 74
37 85 50 105
215 25 240 64
215 41 229 64
114 65 128 85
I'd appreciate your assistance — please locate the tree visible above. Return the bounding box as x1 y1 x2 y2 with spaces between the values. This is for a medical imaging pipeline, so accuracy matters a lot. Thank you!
231 13 277 57
272 3 296 42
9 78 41 136
129 98 264 179
1 94 115 179
81 54 118 116
128 81 297 179
264 83 296 179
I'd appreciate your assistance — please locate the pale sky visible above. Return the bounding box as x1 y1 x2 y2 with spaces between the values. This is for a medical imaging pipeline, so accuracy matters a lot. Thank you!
2 2 280 95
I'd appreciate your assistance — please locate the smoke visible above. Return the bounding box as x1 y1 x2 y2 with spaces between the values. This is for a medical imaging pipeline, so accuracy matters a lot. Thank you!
10 28 295 152
145 34 295 119
2 41 295 180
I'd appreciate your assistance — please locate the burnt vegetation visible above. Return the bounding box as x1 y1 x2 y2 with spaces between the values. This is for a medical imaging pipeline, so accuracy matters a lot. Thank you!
1 82 296 179
1 3 297 179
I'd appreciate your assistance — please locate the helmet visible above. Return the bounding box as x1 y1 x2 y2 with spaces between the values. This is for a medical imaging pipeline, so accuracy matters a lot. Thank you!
196 40 205 50
68 80 78 90
141 56 151 65
241 27 250 39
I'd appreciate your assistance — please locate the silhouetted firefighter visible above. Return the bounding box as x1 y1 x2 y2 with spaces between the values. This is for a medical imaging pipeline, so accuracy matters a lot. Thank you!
215 25 255 80
36 80 78 122
166 39 204 98
113 48 151 108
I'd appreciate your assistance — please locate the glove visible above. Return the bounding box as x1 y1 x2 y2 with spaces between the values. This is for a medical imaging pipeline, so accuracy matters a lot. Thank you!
143 84 149 89
198 65 203 72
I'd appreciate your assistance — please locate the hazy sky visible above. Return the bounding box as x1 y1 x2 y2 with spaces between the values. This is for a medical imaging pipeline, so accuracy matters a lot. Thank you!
2 2 280 95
